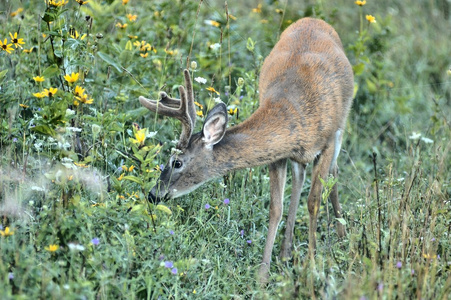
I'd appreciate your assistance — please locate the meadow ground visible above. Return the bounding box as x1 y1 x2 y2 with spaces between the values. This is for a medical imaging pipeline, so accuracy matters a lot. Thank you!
0 0 450 299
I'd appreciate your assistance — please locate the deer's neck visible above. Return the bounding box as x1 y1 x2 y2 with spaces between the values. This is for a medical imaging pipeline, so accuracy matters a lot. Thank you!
213 103 298 175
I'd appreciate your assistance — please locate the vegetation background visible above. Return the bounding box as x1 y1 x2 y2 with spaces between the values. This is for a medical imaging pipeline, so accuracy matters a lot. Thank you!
0 0 450 298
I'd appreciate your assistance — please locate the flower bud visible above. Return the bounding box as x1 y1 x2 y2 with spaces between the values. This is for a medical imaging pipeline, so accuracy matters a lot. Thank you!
237 77 244 86
190 61 197 70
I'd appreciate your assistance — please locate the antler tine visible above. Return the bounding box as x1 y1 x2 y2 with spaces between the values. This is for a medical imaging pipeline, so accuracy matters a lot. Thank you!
139 69 197 149
183 69 197 130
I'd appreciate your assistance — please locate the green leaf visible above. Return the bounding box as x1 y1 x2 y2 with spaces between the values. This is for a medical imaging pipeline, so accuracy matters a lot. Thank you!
352 63 365 76
31 125 56 137
122 175 143 185
365 78 377 93
0 69 8 83
335 218 347 225
42 64 60 79
97 52 123 73
156 204 172 215
246 37 255 52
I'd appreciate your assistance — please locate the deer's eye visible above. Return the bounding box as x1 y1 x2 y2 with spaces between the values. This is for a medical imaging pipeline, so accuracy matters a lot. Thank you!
172 159 183 169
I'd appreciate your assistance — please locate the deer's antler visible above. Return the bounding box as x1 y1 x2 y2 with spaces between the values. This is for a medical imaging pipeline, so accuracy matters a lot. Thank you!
139 69 196 149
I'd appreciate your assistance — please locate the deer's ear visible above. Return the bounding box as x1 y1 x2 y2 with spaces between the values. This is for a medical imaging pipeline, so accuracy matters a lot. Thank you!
202 103 228 148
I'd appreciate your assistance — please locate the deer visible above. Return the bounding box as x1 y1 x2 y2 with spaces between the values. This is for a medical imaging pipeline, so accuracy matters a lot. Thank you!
139 17 353 282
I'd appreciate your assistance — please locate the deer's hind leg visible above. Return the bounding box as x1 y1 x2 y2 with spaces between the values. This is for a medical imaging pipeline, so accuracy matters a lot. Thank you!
307 142 336 257
329 129 346 237
279 161 306 260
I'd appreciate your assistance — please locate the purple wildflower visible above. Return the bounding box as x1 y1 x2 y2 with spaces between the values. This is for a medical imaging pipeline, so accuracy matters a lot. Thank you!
396 261 402 269
240 230 244 237
169 230 174 235
223 198 230 205
160 164 165 171
431 237 436 242
171 267 178 275
8 273 14 280
205 203 210 209
91 238 100 246
246 240 252 244
13 138 17 142
411 269 415 275
164 261 174 268
377 283 383 292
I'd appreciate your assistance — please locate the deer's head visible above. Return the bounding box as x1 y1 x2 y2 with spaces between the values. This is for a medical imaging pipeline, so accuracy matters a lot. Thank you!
139 70 228 202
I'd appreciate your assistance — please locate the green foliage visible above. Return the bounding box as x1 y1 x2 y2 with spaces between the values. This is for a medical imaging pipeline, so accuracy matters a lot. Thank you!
1 0 450 298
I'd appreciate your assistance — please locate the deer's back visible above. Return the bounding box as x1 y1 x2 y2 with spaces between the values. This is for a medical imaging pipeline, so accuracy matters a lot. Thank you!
256 18 353 162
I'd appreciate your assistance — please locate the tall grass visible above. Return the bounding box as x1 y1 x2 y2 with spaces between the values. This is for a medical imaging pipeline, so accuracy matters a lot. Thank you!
0 0 450 298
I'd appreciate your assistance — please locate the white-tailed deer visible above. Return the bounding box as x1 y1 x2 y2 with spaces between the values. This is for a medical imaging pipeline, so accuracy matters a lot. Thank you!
139 18 353 282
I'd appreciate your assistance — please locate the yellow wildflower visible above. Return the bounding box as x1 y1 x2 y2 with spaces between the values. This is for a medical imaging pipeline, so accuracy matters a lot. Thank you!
194 101 203 109
122 0 129 4
128 35 138 39
0 38 14 54
33 76 45 82
73 86 85 97
118 173 124 181
129 165 135 172
42 88 58 97
355 0 366 6
64 72 79 83
206 87 220 95
47 0 68 7
140 52 149 58
75 0 89 5
23 47 34 53
19 104 29 108
10 8 24 17
121 165 128 172
196 110 204 117
127 14 137 22
252 3 262 13
9 31 23 51
33 92 45 98
208 20 220 27
45 244 59 252
0 227 14 237
74 162 88 168
228 107 238 116
164 49 175 55
366 15 376 23
76 93 94 104
130 128 147 146
116 22 128 29
70 30 86 40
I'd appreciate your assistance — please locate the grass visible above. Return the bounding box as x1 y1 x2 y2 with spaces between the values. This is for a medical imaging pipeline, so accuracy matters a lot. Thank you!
0 0 450 299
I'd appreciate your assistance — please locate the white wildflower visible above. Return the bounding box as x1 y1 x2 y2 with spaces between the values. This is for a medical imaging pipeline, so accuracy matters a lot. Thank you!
421 137 433 144
209 43 221 51
195 77 207 84
409 132 421 140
